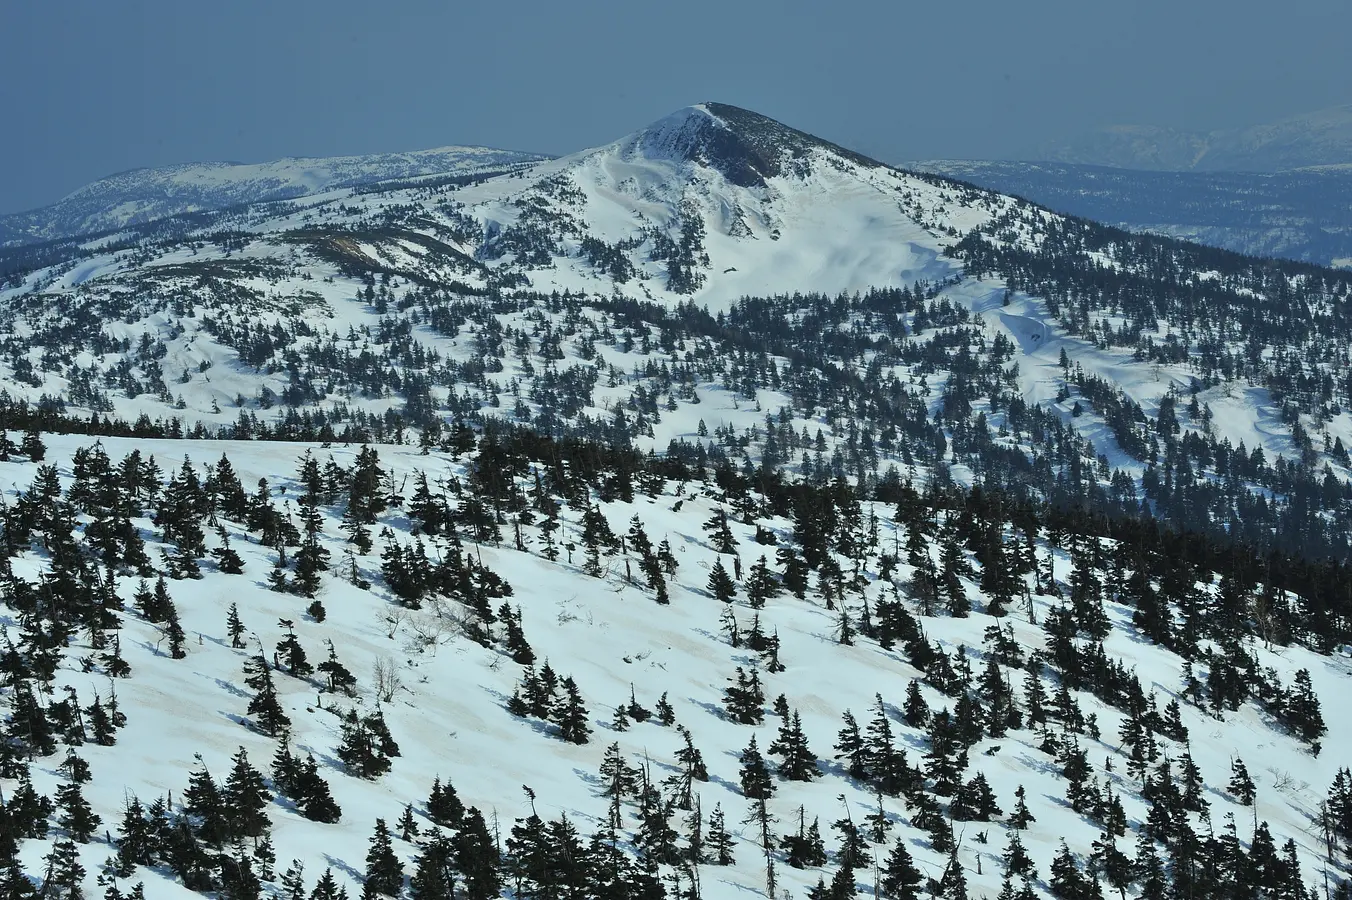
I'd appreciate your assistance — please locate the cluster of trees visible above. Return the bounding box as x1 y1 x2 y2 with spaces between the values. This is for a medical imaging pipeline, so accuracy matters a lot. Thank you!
1 415 1350 900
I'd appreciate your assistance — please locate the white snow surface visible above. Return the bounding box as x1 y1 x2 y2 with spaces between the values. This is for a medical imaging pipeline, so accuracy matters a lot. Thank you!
4 435 1348 900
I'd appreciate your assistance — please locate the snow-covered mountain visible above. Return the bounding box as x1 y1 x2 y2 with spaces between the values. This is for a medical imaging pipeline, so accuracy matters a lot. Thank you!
2 102 1352 900
910 159 1352 267
1030 103 1352 172
0 145 549 248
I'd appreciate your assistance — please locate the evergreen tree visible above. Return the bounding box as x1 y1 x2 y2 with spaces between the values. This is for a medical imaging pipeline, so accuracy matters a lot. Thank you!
218 841 263 900
1228 757 1256 805
827 859 856 900
226 603 247 649
706 803 735 865
553 676 591 745
409 831 454 900
453 807 500 900
768 710 819 781
317 640 357 695
704 508 737 554
363 819 404 898
0 858 36 900
41 838 85 900
184 756 230 846
337 710 398 779
1283 668 1327 747
738 736 775 799
222 747 271 840
835 709 870 780
310 869 349 900
55 781 101 843
1009 784 1036 828
425 776 465 829
745 555 779 609
1049 842 1097 900
1002 830 1035 880
275 621 313 678
164 602 187 659
783 807 829 869
722 666 764 724
243 654 290 736
707 558 736 602
902 679 930 728
112 796 155 877
936 851 969 900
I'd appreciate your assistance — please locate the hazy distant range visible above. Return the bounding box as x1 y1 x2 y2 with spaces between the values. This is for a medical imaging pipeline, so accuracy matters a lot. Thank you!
914 104 1352 269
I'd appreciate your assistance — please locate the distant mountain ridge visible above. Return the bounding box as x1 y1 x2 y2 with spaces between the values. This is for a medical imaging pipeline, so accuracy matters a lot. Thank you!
0 144 550 247
1032 103 1352 171
911 159 1352 268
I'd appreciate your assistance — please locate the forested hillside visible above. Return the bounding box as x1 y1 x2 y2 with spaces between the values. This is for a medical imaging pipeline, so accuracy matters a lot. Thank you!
0 103 1350 900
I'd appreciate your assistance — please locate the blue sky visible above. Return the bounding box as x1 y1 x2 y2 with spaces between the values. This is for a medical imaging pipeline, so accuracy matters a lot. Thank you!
3 0 1350 213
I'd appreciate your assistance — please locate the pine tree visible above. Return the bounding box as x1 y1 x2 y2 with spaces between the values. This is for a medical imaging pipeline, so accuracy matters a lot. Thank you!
903 679 930 728
501 605 535 665
243 654 290 736
279 862 306 900
665 726 708 811
453 807 500 900
310 869 348 900
707 558 736 602
41 838 84 900
409 831 454 900
363 819 404 898
226 603 247 649
1009 784 1036 828
783 807 829 869
0 858 36 900
425 777 465 829
20 429 45 462
769 710 819 781
55 781 101 843
704 508 737 554
1227 751 1254 800
722 666 765 724
1283 668 1327 747
738 736 775 799
212 527 246 575
183 756 229 847
218 841 262 900
936 851 970 900
745 555 779 609
274 749 340 824
112 796 154 877
337 711 395 779
1049 842 1094 900
164 603 187 659
1002 830 1035 880
834 709 869 780
317 640 357 695
222 747 271 840
832 815 871 870
827 859 856 900
553 676 591 744
655 692 675 725
706 803 735 865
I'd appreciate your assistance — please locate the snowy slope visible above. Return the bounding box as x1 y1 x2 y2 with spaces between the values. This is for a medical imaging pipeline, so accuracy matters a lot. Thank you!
4 434 1348 900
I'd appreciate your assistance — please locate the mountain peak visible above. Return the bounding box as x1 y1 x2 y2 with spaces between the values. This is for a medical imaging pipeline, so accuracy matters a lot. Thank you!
629 102 879 187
